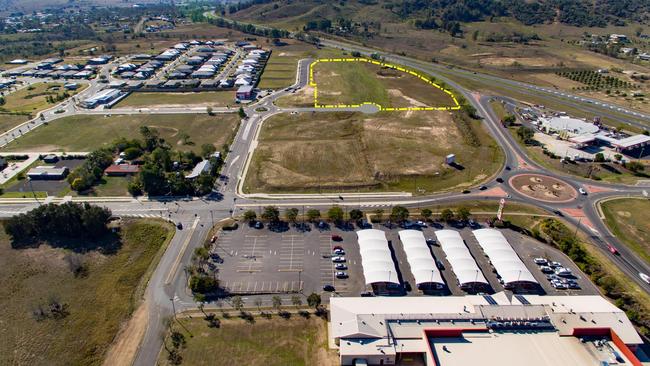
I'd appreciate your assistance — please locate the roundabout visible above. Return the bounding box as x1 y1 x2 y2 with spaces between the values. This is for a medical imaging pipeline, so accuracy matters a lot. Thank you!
509 173 577 203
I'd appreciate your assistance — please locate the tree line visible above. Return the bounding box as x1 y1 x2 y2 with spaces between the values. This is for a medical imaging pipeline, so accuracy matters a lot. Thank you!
3 202 112 247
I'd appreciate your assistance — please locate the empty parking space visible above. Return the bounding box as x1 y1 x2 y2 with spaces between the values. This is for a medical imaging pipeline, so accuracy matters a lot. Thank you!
278 234 305 272
237 234 267 273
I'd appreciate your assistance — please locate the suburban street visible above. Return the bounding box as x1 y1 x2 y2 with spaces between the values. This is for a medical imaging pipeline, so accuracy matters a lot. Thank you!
1 38 649 365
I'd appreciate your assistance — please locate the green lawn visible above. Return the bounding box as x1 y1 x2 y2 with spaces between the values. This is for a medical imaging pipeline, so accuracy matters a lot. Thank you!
0 82 86 114
159 316 336 366
0 219 174 366
601 198 650 264
244 111 503 194
2 113 240 153
114 91 236 108
0 191 47 199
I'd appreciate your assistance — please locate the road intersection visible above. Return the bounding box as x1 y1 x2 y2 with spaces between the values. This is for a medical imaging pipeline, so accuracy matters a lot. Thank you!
0 41 649 365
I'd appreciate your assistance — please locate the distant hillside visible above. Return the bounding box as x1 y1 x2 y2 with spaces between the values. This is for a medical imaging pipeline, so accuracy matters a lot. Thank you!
228 0 649 36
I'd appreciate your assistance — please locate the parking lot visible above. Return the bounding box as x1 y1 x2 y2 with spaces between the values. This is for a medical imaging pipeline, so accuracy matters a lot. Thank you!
210 219 598 298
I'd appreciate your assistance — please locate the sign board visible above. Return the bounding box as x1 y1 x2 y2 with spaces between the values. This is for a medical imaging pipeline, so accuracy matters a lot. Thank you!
497 198 506 221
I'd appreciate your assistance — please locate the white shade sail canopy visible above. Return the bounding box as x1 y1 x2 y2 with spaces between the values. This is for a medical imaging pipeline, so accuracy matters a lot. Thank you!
357 229 399 285
398 230 444 286
435 230 489 286
472 229 538 285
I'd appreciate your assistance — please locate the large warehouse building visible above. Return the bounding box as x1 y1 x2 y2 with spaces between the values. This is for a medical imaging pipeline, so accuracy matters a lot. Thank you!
330 295 644 366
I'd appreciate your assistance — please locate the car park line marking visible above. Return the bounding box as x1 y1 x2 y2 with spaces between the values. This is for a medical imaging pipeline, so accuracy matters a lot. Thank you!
309 57 461 112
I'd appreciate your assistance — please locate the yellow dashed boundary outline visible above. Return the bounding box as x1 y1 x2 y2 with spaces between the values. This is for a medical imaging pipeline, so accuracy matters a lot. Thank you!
309 58 461 111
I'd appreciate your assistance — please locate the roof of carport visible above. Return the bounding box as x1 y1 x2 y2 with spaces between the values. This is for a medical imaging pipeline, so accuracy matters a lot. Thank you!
356 229 399 285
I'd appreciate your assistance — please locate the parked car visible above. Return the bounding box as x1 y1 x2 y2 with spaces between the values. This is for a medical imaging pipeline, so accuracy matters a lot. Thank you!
336 271 348 279
333 249 345 255
332 245 344 251
426 238 437 246
323 284 335 292
549 261 562 268
332 256 346 262
540 266 554 274
254 221 263 229
640 273 650 284
533 257 548 265
331 234 343 241
210 235 217 243
335 263 348 270
416 220 427 228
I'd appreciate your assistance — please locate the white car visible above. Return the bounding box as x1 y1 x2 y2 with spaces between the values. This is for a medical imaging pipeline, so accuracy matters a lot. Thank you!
640 273 650 284
533 257 548 265
332 256 346 263
336 271 348 279
578 188 587 195
333 249 345 255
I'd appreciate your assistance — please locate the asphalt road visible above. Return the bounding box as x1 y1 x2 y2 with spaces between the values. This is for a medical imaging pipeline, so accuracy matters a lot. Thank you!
1 38 649 365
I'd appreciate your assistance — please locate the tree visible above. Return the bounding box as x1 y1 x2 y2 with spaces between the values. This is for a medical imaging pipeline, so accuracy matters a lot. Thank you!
327 205 344 222
123 146 142 160
238 107 247 119
254 298 263 311
440 208 454 222
291 295 302 308
243 210 257 222
170 331 186 349
206 106 213 115
285 208 299 223
200 143 216 158
502 114 516 126
516 126 535 143
261 206 280 222
307 293 321 308
306 209 321 222
391 206 410 223
349 209 363 221
272 295 282 312
231 296 244 311
421 208 433 220
614 154 623 162
456 206 471 221
594 152 605 162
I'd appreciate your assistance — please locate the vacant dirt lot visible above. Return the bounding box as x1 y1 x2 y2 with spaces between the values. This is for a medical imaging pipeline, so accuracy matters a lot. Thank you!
244 111 502 194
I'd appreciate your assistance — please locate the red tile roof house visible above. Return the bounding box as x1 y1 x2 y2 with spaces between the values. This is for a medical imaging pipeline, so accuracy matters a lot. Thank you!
104 164 140 177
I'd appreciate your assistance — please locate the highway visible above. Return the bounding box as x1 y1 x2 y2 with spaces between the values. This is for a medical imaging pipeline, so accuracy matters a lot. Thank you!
0 37 649 365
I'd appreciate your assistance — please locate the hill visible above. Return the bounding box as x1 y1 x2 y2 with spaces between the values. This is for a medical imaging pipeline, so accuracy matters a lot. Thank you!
228 0 650 36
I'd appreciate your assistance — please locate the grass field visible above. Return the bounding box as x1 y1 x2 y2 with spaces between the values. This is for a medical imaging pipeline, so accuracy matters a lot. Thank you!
159 316 336 366
601 198 650 264
244 111 503 194
258 41 344 89
312 60 456 109
114 91 236 108
0 219 174 366
0 113 30 132
0 82 86 114
2 113 240 153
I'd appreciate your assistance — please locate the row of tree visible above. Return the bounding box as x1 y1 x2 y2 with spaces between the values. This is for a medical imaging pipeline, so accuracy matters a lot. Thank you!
242 205 473 223
3 202 112 246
